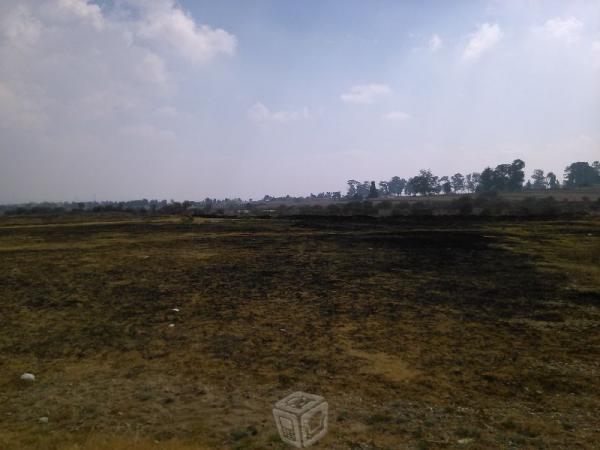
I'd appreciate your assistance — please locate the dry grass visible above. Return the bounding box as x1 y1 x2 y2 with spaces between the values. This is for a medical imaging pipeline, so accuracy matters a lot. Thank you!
0 215 598 449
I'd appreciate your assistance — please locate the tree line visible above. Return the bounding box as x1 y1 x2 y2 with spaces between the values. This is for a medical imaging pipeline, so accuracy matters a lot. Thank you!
2 160 599 216
345 160 600 199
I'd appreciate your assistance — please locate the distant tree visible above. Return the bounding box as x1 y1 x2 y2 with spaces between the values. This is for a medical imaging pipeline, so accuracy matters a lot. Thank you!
407 170 438 196
378 181 389 196
439 176 452 194
531 169 547 189
477 167 496 193
564 162 599 187
508 159 526 191
388 176 407 196
478 159 525 193
524 180 532 190
203 198 213 212
357 181 371 198
368 181 378 198
346 180 360 198
465 172 480 193
546 172 559 189
451 173 465 193
493 164 512 191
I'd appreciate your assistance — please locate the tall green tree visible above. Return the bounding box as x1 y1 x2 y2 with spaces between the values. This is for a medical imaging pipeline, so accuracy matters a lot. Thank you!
531 169 546 189
477 167 496 192
378 181 389 196
368 181 378 198
546 172 559 189
451 173 465 193
465 172 480 192
439 176 452 194
388 176 407 196
564 162 599 187
478 159 525 192
407 170 438 196
346 180 359 198
507 159 526 191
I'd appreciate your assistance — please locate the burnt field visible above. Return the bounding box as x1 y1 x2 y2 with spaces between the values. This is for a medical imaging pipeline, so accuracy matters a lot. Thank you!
0 215 599 449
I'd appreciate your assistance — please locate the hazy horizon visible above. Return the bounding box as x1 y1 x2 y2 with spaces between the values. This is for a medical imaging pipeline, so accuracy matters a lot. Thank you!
1 0 599 203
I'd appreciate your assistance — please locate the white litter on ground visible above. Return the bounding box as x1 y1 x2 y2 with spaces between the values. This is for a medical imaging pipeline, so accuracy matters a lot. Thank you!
39 417 49 424
20 373 35 381
172 308 180 312
169 324 175 328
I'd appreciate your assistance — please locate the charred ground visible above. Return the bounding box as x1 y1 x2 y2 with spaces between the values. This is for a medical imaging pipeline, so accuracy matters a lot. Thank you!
0 215 598 449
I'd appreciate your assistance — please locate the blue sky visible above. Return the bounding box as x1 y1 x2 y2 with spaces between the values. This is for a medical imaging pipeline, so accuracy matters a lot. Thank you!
0 0 599 202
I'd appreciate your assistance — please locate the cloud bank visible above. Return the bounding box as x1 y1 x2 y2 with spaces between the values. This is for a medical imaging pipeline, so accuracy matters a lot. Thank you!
0 0 237 201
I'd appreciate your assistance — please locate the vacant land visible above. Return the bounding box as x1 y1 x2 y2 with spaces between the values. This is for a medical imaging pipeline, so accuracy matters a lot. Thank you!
0 214 598 449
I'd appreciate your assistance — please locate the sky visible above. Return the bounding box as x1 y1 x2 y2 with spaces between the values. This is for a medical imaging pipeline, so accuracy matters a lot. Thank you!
0 0 599 203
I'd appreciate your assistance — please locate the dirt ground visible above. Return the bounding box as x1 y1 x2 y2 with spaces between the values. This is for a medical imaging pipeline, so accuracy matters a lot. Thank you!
0 214 598 449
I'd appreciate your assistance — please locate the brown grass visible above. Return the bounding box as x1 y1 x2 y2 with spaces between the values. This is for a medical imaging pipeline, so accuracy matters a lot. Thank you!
0 214 598 449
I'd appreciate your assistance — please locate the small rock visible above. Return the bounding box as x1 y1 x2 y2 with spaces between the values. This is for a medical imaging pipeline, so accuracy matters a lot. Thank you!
458 438 474 445
168 324 175 328
39 417 48 424
20 373 35 382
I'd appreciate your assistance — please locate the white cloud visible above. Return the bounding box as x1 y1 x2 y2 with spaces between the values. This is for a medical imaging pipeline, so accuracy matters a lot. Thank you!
537 17 583 43
248 102 309 122
56 0 105 31
0 0 239 193
1 4 42 47
132 0 237 64
382 111 410 121
340 84 392 104
0 0 236 132
429 33 442 51
136 52 168 86
462 23 503 60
